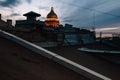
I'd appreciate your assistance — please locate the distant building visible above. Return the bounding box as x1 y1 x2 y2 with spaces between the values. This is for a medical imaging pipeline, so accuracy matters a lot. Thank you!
60 24 95 45
13 11 46 42
15 11 44 30
0 14 13 32
0 7 96 45
42 23 95 45
45 7 60 27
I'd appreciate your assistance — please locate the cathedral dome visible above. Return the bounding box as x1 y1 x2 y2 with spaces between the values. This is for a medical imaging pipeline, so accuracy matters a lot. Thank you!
47 7 58 19
45 7 60 27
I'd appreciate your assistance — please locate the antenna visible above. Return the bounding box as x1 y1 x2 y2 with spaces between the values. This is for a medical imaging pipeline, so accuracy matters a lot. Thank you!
92 11 96 32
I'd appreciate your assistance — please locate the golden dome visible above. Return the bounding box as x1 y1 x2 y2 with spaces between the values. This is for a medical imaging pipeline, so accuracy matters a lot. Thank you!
47 7 58 19
45 7 60 27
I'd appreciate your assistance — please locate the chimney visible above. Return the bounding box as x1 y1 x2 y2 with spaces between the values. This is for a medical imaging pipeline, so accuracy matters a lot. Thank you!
7 19 12 25
0 14 1 20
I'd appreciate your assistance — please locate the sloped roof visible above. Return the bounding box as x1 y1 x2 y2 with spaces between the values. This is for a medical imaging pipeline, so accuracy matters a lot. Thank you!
0 36 89 80
23 11 41 17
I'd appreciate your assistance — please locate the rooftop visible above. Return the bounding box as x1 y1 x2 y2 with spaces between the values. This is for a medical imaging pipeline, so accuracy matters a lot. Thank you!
0 36 90 80
23 11 41 17
46 45 120 80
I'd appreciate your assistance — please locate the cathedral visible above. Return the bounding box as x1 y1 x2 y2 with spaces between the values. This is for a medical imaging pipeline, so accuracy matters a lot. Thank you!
15 7 60 28
45 7 60 27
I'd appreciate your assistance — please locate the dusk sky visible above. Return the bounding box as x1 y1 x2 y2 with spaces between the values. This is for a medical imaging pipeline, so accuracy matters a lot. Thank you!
0 0 120 32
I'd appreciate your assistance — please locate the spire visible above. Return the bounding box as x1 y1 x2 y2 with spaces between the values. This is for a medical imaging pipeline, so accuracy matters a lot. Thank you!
51 7 54 11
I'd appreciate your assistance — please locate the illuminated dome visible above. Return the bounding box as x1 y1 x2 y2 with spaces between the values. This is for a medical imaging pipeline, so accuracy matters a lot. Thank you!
45 7 60 27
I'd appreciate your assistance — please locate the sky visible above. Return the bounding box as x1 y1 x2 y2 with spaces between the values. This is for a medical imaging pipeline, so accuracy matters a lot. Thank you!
0 0 120 32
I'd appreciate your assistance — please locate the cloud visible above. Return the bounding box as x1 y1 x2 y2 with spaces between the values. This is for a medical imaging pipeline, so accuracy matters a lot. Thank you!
0 0 20 7
26 0 32 4
4 13 21 19
90 7 120 28
40 16 46 20
0 0 6 2
38 6 48 10
0 0 120 29
56 0 120 28
96 26 120 33
10 13 21 17
96 27 119 31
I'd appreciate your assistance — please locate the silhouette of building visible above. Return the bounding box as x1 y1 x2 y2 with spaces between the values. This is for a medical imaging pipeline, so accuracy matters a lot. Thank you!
45 7 60 27
56 24 95 45
42 23 95 45
12 11 45 42
0 7 96 45
15 11 44 30
0 14 13 32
